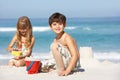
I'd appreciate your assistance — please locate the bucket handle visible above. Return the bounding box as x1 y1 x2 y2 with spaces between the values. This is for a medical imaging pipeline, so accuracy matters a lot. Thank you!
27 61 34 71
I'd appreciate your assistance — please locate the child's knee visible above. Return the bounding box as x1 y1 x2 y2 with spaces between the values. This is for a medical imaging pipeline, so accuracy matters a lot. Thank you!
51 43 58 50
15 61 25 67
15 60 25 67
8 59 14 66
15 61 20 67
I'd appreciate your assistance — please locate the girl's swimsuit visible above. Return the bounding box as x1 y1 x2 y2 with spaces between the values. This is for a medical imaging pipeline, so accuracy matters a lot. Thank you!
21 42 28 56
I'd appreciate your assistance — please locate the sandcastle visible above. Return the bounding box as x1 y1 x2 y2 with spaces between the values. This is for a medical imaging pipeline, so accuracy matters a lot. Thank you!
79 47 94 59
79 47 101 68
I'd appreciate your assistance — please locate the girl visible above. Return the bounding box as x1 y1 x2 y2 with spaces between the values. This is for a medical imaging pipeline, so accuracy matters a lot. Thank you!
7 16 35 67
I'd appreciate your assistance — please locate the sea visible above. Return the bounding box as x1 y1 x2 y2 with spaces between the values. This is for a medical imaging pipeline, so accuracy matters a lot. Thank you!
0 17 120 65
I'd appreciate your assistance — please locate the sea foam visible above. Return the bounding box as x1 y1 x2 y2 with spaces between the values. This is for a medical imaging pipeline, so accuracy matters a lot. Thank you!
0 26 76 32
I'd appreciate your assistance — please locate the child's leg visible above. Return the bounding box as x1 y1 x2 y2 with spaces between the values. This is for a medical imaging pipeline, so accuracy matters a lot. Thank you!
51 42 65 72
15 58 25 67
8 59 15 66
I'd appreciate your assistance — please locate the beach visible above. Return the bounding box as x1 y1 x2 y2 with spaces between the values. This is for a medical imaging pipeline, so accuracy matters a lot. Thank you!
0 47 120 80
0 17 120 80
1 0 120 79
0 58 120 80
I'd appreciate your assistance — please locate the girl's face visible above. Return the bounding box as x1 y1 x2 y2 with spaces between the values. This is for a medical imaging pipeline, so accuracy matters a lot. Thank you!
18 28 27 36
50 22 64 34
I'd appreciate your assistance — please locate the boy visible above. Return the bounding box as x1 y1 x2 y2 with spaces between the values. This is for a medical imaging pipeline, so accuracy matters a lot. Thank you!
48 12 80 76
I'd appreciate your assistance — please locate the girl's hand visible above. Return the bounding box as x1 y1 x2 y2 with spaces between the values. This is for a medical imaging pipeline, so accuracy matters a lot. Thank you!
13 48 18 51
19 55 26 59
14 56 20 60
14 55 25 60
13 48 22 51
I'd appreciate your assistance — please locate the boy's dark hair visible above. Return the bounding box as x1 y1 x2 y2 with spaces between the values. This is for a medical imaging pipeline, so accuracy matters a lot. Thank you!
49 12 66 26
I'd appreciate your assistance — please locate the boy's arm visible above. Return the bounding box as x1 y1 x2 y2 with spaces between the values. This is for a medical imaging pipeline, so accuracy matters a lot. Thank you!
59 35 79 76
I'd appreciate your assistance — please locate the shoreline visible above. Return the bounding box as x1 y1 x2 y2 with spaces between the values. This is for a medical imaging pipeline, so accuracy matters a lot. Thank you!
0 58 120 66
0 50 120 65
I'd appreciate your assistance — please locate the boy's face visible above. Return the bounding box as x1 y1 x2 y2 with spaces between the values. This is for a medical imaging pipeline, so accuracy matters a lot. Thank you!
50 22 65 34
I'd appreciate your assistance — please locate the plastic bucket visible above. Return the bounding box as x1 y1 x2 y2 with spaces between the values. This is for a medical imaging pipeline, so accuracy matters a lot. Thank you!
12 51 22 57
25 60 42 74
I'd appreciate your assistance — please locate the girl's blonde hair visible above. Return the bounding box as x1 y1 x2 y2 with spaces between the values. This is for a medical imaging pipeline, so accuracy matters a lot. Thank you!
16 16 33 48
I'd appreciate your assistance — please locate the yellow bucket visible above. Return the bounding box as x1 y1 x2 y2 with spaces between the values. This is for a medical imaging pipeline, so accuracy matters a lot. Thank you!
12 51 22 57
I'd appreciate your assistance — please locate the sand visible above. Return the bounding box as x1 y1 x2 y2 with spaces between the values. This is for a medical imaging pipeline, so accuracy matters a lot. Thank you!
0 47 120 80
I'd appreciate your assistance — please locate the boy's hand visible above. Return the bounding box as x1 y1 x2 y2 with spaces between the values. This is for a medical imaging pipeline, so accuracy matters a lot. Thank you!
58 70 70 76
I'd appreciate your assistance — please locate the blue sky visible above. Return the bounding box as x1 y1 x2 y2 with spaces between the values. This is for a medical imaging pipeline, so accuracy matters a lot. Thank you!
0 0 120 18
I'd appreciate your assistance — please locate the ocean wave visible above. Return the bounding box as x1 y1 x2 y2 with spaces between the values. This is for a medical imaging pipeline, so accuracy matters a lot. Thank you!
0 53 50 60
94 52 120 61
83 26 92 31
0 27 16 32
0 26 76 32
0 52 120 62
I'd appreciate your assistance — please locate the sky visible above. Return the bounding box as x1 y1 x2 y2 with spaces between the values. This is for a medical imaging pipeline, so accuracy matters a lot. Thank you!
0 0 120 18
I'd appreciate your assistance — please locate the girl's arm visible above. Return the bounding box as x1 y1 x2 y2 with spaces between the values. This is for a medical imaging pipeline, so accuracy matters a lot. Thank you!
59 35 80 76
7 34 17 52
